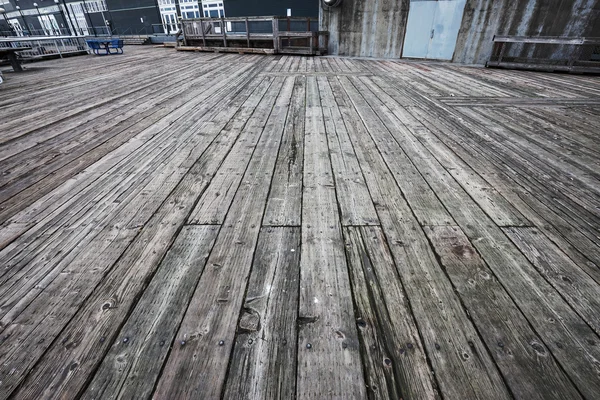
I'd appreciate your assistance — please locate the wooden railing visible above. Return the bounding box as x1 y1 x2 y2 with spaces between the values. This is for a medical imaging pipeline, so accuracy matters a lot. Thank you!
180 16 329 56
487 35 600 73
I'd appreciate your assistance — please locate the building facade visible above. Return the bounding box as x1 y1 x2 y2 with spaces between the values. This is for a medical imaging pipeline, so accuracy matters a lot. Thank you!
0 0 317 36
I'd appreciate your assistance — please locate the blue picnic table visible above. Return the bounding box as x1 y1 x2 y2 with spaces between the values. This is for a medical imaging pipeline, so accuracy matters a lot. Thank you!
86 39 124 55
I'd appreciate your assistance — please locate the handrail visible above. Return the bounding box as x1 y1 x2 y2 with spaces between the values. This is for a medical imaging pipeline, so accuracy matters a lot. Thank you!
0 35 81 43
0 36 89 58
492 35 600 45
187 15 316 22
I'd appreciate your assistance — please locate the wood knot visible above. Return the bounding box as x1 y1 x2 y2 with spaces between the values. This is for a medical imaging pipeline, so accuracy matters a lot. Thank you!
239 308 260 333
297 315 319 326
451 244 474 259
530 341 546 356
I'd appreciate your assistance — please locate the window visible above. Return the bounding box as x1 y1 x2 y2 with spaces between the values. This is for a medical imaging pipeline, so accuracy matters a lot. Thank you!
201 1 225 18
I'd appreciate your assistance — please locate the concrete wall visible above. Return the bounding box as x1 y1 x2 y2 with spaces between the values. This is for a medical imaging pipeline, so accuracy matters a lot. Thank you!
320 0 600 63
454 0 600 64
320 0 409 58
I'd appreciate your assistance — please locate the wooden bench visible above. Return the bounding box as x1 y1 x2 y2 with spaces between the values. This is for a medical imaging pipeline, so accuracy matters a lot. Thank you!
0 47 32 72
86 39 124 55
487 35 600 74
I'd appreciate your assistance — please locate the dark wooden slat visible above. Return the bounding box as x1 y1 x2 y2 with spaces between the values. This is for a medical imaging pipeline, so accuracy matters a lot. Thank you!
295 76 366 399
222 226 301 399
424 225 582 399
344 226 438 399
503 227 600 335
187 77 283 225
319 76 379 226
3 58 272 400
337 76 454 227
263 76 305 226
0 46 599 400
82 225 219 399
329 75 511 400
152 77 294 399
359 75 530 227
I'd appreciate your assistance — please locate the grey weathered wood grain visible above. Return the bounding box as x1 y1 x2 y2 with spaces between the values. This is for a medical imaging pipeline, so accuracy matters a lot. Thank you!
4 59 271 400
337 76 453 227
319 76 379 226
330 75 511 400
222 227 301 400
82 225 219 400
364 75 530 227
504 227 600 335
0 46 599 400
152 77 294 399
296 76 367 399
344 226 438 400
425 225 582 400
263 76 305 226
405 104 600 277
187 76 282 225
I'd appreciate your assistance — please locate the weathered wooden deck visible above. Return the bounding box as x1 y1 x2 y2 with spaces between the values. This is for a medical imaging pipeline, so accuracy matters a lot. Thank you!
0 47 599 399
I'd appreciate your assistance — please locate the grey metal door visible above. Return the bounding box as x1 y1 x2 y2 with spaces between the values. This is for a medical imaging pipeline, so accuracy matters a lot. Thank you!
402 0 466 60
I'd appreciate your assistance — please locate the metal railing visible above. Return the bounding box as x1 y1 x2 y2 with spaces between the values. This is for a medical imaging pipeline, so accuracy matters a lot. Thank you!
1 26 114 38
0 36 89 59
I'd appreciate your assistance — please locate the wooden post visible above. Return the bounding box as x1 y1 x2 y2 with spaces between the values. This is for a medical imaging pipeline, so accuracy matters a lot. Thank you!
287 16 291 48
568 43 583 71
221 17 227 47
272 17 279 54
7 51 23 72
200 19 206 47
245 17 250 48
498 42 506 63
56 39 63 58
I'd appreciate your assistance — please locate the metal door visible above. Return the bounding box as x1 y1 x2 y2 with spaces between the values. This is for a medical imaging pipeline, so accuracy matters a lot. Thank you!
402 0 466 60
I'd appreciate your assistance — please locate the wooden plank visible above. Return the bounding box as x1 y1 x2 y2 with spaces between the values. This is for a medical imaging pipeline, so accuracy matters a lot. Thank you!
503 227 600 335
378 104 600 398
343 226 438 399
337 76 453 227
364 75 531 227
187 77 284 225
152 77 294 399
295 76 367 399
82 225 219 399
424 225 582 399
0 59 263 234
318 76 379 226
3 58 273 399
480 107 600 178
0 62 268 322
177 46 275 54
263 76 305 226
329 75 511 400
222 227 301 399
403 104 600 276
374 70 600 267
0 61 239 218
